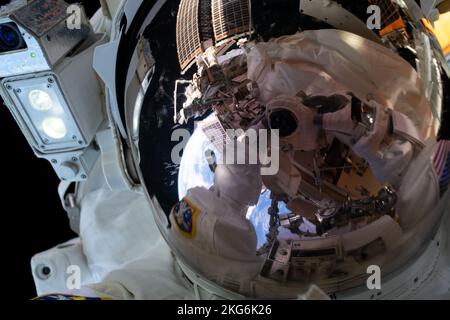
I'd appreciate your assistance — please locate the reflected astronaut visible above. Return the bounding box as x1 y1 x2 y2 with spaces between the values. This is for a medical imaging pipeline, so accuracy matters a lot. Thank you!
1 0 449 300
164 0 450 297
169 89 448 294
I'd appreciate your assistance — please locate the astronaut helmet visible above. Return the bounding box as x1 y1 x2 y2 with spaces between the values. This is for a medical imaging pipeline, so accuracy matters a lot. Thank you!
112 0 449 299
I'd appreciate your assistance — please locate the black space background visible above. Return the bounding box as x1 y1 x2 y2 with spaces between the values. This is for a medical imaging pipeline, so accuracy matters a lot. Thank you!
0 0 100 299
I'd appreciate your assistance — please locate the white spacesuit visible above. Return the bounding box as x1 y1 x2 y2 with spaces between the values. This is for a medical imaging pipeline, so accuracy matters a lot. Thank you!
160 93 448 296
27 1 450 300
167 162 264 294
42 99 448 300
316 99 448 231
273 93 446 231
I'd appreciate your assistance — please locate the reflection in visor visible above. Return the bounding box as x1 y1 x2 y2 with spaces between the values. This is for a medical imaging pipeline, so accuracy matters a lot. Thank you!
136 0 450 299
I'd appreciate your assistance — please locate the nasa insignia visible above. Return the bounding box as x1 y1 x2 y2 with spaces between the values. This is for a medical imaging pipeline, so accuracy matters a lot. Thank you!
172 198 200 239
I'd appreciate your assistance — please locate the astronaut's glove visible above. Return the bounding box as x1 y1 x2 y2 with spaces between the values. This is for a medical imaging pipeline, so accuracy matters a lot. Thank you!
312 92 376 136
352 102 390 162
302 93 350 114
353 103 415 185
317 104 356 135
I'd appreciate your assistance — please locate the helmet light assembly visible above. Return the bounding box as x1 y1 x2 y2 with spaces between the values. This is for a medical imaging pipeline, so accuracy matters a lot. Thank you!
0 0 105 182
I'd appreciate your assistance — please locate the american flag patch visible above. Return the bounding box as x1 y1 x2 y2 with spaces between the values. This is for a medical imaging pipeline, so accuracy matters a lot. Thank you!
433 140 450 197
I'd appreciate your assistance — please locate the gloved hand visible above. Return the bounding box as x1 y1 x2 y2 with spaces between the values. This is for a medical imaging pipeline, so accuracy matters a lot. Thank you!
302 93 350 114
314 97 389 160
308 92 364 136
321 104 356 135
352 102 390 162
351 102 416 185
